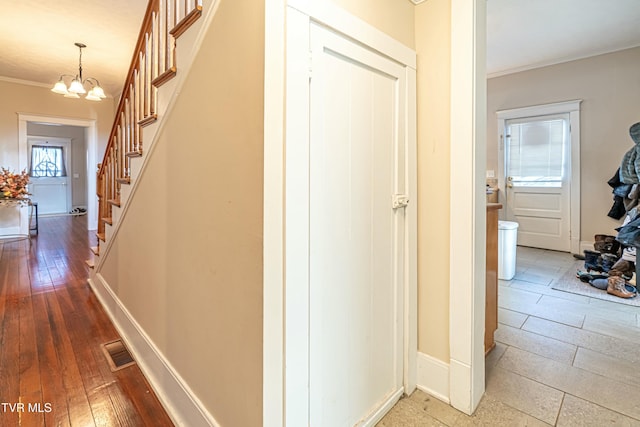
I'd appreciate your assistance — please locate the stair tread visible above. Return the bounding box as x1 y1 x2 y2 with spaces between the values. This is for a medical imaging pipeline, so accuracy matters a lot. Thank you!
97 232 105 242
126 151 143 158
85 259 95 269
107 199 121 208
116 177 131 185
90 246 100 256
102 217 113 226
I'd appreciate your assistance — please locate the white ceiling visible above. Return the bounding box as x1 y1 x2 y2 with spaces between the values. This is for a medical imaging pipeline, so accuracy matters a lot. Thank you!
0 0 638 96
0 0 147 98
487 0 640 77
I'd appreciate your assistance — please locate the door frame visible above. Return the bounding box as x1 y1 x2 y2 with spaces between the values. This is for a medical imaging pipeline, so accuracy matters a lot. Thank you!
27 136 73 215
496 100 582 254
18 113 98 230
263 2 417 425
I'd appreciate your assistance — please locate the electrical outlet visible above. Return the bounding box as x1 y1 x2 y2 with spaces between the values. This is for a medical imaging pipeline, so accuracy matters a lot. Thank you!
486 170 495 178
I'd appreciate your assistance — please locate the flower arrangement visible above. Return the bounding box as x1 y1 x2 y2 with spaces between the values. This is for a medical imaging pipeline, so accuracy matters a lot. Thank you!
0 168 30 199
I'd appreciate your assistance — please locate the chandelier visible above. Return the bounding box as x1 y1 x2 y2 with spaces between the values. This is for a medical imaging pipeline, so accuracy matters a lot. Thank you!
51 42 106 101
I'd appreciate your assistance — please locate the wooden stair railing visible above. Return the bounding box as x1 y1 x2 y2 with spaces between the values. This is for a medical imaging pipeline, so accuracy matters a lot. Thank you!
96 0 203 248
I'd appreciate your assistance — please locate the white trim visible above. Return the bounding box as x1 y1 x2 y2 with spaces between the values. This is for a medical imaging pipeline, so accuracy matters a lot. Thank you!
416 352 450 404
449 0 486 415
287 0 416 70
17 113 98 230
496 100 582 254
89 274 219 427
487 44 640 79
263 0 286 426
360 388 404 427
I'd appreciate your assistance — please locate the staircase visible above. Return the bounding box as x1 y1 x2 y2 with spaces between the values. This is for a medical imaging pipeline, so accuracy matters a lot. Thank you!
87 0 205 267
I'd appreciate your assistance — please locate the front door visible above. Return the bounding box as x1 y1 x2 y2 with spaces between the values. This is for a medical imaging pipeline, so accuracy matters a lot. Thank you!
504 114 571 251
308 23 406 426
28 138 72 215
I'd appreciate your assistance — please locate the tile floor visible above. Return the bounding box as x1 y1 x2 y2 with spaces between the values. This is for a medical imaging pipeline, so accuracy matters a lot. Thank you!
378 246 640 426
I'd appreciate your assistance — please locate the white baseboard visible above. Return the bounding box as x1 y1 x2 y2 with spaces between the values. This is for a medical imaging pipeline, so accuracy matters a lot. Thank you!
579 240 594 254
89 273 219 427
360 388 404 427
416 351 450 404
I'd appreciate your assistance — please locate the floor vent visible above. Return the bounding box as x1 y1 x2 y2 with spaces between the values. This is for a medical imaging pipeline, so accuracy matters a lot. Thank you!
102 339 136 371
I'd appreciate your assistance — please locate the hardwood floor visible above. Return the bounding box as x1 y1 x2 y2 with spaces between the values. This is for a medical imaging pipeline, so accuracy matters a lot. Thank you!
0 216 173 427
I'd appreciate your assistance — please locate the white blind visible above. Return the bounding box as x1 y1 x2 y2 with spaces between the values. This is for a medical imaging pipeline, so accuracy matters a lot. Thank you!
506 117 566 186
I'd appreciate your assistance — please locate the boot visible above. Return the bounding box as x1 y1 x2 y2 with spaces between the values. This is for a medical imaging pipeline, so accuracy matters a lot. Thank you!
609 258 635 279
607 276 636 298
594 234 620 255
583 250 603 272
600 253 618 272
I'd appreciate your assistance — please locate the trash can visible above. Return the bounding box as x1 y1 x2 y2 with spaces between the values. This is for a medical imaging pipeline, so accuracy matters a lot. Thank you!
498 220 519 280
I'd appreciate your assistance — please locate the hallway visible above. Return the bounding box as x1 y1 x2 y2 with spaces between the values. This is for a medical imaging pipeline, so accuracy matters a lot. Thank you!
380 247 640 426
0 216 172 426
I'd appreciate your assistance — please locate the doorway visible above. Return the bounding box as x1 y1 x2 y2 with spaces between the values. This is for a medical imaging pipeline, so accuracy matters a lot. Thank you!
27 137 73 215
283 4 417 426
18 114 98 230
498 100 582 254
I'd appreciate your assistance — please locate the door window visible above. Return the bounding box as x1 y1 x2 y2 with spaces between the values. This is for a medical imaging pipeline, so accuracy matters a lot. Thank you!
506 116 568 187
30 145 67 177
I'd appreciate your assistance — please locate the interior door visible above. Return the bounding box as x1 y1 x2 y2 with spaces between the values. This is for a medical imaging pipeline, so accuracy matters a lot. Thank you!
308 23 406 426
28 138 72 215
504 114 571 251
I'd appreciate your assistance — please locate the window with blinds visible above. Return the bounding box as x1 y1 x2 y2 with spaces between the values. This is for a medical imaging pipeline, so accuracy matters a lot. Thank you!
506 116 568 187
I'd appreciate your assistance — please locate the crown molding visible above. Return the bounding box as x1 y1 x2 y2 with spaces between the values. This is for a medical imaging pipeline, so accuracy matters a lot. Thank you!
0 75 51 89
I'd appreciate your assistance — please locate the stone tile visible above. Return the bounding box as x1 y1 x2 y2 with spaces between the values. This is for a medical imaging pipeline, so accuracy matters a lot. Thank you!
573 347 640 387
486 341 507 378
484 366 563 425
497 346 640 420
499 286 543 305
522 316 640 364
498 307 528 328
513 279 593 304
495 324 577 365
376 390 454 427
499 297 585 328
453 394 552 427
588 296 640 314
513 270 554 286
556 394 640 427
539 295 637 325
582 315 640 344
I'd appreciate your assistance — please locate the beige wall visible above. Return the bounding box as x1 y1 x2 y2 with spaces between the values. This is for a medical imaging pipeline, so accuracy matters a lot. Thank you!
100 1 264 425
487 47 640 242
415 0 451 362
0 80 114 169
328 0 415 49
27 123 88 208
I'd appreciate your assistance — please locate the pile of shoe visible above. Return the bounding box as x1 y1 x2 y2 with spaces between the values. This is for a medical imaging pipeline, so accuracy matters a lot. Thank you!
577 234 637 298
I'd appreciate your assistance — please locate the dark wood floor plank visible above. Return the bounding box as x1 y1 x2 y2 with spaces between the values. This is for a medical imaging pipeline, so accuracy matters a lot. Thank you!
19 295 45 427
31 291 72 427
0 216 173 427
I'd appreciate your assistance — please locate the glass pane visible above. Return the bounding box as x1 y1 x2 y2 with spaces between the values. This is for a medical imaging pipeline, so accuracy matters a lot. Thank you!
30 146 66 177
507 118 565 185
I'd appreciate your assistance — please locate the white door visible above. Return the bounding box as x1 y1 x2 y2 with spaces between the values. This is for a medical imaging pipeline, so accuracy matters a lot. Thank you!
504 114 571 251
28 138 72 215
308 23 406 426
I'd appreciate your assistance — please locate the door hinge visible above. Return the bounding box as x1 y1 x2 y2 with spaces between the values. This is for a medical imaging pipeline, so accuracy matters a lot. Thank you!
392 194 409 209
